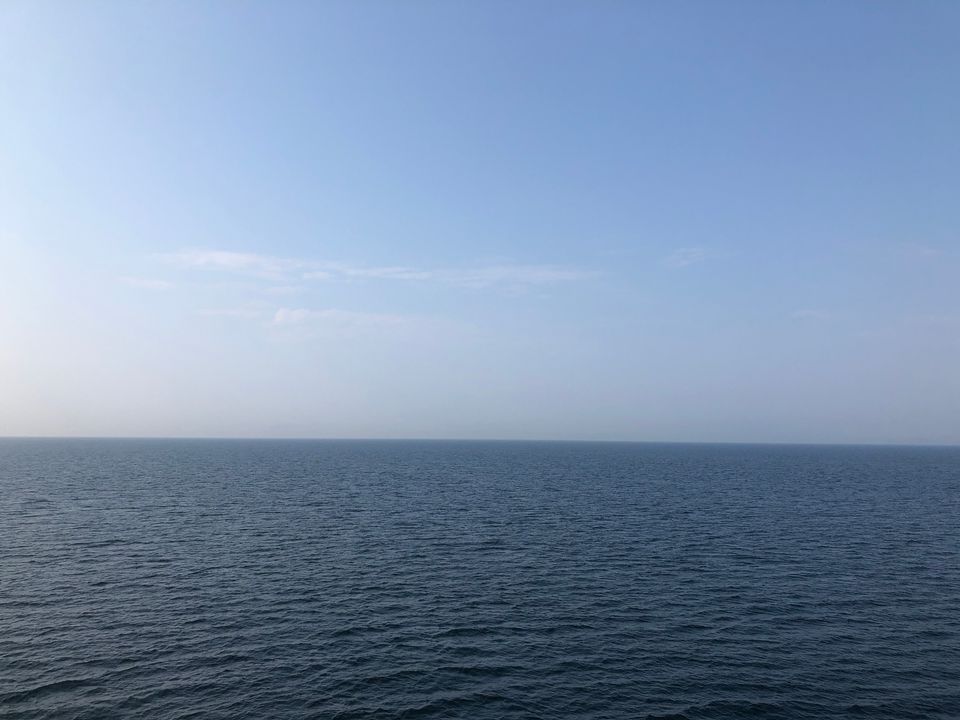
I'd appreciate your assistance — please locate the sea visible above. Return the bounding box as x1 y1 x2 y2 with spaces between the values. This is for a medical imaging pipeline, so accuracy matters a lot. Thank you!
1 439 958 719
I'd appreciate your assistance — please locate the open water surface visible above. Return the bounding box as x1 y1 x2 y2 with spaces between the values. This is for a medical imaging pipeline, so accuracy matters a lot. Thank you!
1 439 959 719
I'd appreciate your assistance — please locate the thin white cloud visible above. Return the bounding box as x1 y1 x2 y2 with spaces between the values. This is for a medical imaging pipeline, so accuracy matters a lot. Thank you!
663 247 708 268
121 276 174 290
273 307 410 329
159 248 592 289
444 265 592 288
161 249 303 279
332 264 434 281
301 270 334 281
197 308 268 319
263 285 306 296
273 308 315 325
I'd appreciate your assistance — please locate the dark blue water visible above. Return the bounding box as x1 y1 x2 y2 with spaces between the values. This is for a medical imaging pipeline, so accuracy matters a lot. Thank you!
2 440 959 719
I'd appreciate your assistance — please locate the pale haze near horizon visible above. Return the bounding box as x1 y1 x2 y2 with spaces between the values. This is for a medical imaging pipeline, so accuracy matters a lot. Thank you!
1 2 958 445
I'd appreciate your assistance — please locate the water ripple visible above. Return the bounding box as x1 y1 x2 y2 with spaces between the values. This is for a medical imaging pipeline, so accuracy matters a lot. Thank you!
1 439 959 719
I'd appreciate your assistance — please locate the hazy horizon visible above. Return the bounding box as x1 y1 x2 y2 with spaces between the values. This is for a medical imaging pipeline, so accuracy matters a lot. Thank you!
2 436 958 451
2 2 959 445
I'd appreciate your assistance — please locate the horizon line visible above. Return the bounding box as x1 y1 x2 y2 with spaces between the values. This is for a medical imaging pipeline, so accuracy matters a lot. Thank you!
1 435 957 449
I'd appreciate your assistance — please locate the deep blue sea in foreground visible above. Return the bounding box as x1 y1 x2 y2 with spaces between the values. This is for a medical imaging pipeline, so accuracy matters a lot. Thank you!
2 439 959 719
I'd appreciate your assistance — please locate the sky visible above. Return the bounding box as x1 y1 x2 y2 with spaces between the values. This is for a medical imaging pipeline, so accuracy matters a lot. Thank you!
1 1 958 444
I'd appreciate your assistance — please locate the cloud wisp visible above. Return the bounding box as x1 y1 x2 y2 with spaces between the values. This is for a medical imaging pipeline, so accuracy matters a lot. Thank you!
273 307 409 328
160 249 594 290
197 307 269 320
663 247 709 268
194 305 419 335
149 249 593 340
121 276 175 290
444 265 589 288
269 307 432 342
160 250 305 280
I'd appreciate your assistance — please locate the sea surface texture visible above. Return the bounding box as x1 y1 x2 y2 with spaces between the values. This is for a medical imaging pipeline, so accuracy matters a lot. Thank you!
2 440 959 719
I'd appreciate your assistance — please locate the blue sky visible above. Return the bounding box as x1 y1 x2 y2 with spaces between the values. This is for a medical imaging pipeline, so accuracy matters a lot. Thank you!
1 1 958 443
